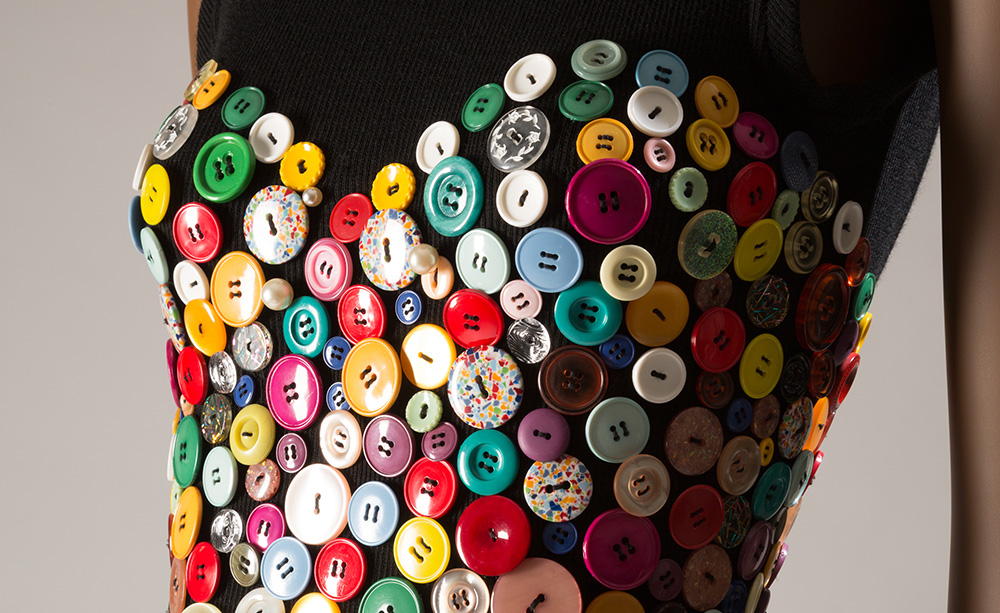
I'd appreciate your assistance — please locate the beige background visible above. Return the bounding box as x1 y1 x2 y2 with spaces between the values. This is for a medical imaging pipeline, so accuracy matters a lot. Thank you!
0 2 949 611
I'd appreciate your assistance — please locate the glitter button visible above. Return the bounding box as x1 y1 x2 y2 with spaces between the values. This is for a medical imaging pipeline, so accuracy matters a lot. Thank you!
566 158 650 244
585 397 650 463
456 495 531 575
582 509 660 590
447 344 524 429
678 209 738 279
200 393 233 443
359 209 422 291
523 454 593 522
244 185 309 265
245 459 280 502
232 322 273 372
682 544 733 611
665 407 724 476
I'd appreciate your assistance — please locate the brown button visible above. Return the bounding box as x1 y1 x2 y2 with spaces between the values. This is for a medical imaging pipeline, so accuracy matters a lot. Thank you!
538 345 607 415
808 350 836 398
245 458 280 501
169 555 186 613
613 454 670 517
491 557 581 613
693 271 732 311
716 495 752 549
845 237 870 287
717 436 761 496
696 371 734 410
625 281 689 347
664 407 723 476
795 264 849 352
682 544 732 611
750 395 780 439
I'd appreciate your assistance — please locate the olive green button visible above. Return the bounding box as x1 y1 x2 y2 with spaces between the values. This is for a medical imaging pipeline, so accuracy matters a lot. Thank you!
172 415 203 488
558 80 614 122
405 390 443 433
668 167 708 212
461 83 505 132
222 86 266 130
852 272 876 321
771 189 800 230
193 132 256 203
360 577 423 613
571 39 627 81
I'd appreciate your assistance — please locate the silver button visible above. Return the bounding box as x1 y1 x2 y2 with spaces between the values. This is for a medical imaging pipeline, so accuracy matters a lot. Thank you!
152 105 198 160
431 568 490 613
507 317 551 364
229 543 261 588
488 106 551 173
210 508 243 554
199 393 233 444
209 351 238 393
231 322 273 372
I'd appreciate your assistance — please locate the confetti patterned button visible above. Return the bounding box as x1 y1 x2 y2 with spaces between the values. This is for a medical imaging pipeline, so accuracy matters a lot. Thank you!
244 185 309 265
160 284 187 352
523 454 594 522
447 345 524 429
358 209 422 290
777 396 811 459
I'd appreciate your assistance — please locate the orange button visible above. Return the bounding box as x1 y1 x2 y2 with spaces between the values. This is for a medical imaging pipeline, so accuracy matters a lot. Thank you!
421 256 454 300
400 324 456 390
170 486 202 559
210 252 265 328
686 118 731 171
803 397 829 452
585 591 644 613
576 118 634 164
694 75 740 128
342 338 402 417
192 70 231 110
625 281 689 347
183 299 227 356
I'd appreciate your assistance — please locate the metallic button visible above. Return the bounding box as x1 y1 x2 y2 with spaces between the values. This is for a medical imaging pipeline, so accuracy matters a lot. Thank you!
614 454 670 517
801 170 839 223
208 352 237 394
507 318 551 364
488 106 551 172
523 454 593 522
582 509 660 590
430 569 489 613
665 406 723 476
229 542 260 587
232 322 273 373
210 508 243 554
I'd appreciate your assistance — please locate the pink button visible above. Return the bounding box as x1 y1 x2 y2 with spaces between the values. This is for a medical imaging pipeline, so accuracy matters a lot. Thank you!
565 158 651 245
304 238 352 301
499 280 542 320
338 285 387 344
733 112 780 160
727 162 777 227
643 138 675 173
172 202 222 263
246 503 285 552
265 354 322 431
582 509 660 590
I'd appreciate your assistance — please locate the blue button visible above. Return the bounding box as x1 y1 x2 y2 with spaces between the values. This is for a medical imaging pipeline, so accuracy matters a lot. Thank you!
780 131 819 191
721 579 749 613
282 296 330 358
423 156 484 237
233 374 255 408
348 481 400 546
326 382 348 411
635 49 689 97
322 336 352 370
727 398 752 433
598 334 635 370
553 280 623 346
514 228 583 293
542 521 577 555
260 536 311 600
395 290 422 325
127 195 143 253
457 429 518 496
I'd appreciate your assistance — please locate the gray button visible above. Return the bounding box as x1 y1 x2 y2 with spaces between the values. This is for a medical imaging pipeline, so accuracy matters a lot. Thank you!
229 542 260 588
232 322 273 372
431 568 490 613
211 508 243 554
507 317 550 364
209 351 238 393
488 106 551 173
152 105 198 160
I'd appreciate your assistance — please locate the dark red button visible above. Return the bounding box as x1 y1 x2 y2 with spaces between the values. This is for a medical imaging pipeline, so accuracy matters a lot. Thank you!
691 307 746 373
845 237 870 286
403 457 457 519
315 538 367 602
808 349 836 398
185 542 220 603
751 395 780 439
176 346 209 405
337 284 386 344
442 289 503 349
329 193 373 243
830 352 860 413
669 485 724 550
795 264 849 351
538 345 608 415
172 202 222 263
696 371 734 410
727 162 777 227
455 495 531 576
582 509 660 590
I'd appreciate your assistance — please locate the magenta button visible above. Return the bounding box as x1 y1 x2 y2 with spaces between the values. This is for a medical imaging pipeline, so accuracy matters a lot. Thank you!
733 112 779 160
565 158 651 245
265 354 322 431
422 422 458 461
166 340 181 408
582 509 660 590
246 503 285 552
363 414 414 478
276 433 308 474
304 238 352 301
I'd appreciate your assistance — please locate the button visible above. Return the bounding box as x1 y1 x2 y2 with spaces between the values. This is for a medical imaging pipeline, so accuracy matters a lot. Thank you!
751 395 781 439
171 486 203 561
246 503 285 552
266 354 322 431
422 422 459 461
422 256 455 300
686 118 731 171
455 228 510 293
169 556 186 613
260 536 311 600
543 522 578 555
624 281 689 347
801 170 839 223
184 61 217 100
764 542 787 588
160 285 187 352
200 393 233 443
315 538 366 602
400 324 454 389
644 138 676 173
337 285 387 344
275 432 307 474
635 49 689 96
230 403 276 466
210 508 243 554
559 80 614 122
691 307 746 373
371 163 416 211
456 495 531 575
221 85 265 129
127 194 144 253
808 350 836 398
515 228 583 293
681 544 732 611
582 509 660 590
832 200 864 254
173 414 203 489
447 345 524 429
177 346 208 405
795 264 850 351
358 209 422 290
280 142 325 191
852 272 876 321
405 390 443 433
585 397 650 463
517 408 570 462
632 348 686 404
648 558 683 601
246 459 280 502
140 227 169 284
244 185 309 265
538 345 607 415
760 438 775 467
341 337 402 417
716 495 752 548
442 288 503 348
751 463 790 520
322 337 352 372
416 121 460 173
771 189 800 230
598 334 635 370
203 446 238 507
732 112 779 160
669 485 724 550
153 105 198 160
846 237 871 286
249 112 295 163
262 278 294 311
193 132 256 203
232 322 273 372
328 193 373 244
319 410 362 469
599 245 656 302
210 251 265 327
664 407 723 476
500 280 542 320
207 352 237 397
695 76 739 127
184 299 226 356
504 53 556 102
523 455 593 522
140 163 171 225
457 429 518 495
780 131 819 191
576 118 634 165
554 280 623 346
488 106 551 172
292 593 341 613
784 220 823 274
348 481 400 547
739 334 784 399
571 39 627 80
461 83 505 132
496 169 548 227
627 85 683 137
727 397 753 433
173 262 209 308
494 558 582 612
694 272 733 312
186 541 220 602
692 371 732 412
587 591 643 613
777 396 811 460
728 162 777 228
614 454 669 517
734 219 783 282
359 577 423 613
363 414 415 478
304 239 352 302
786 450 813 507
720 580 749 613
393 517 451 584
717 436 761 496
424 156 484 236
830 352 861 415
403 457 457 519
746 275 789 329
507 317 552 364
666 168 710 215
678 210 738 279
285 464 350 545
191 68 230 110
430 568 490 613
737 522 773 581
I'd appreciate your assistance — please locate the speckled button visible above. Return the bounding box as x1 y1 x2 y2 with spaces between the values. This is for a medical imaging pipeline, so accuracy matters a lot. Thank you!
538 345 608 415
304 239 352 301
694 272 733 311
200 393 233 444
456 495 531 575
400 324 455 390
796 264 850 351
585 397 650 463
246 459 281 502
780 131 819 192
455 228 510 294
422 422 459 462
665 406 724 476
285 464 351 545
341 337 401 417
682 544 732 611
447 345 524 429
691 307 746 373
614 454 670 517
777 396 811 460
500 280 543 320
517 408 570 462
246 503 285 552
523 454 593 522
456 429 518 496
751 395 781 439
515 228 583 293
337 285 386 345
442 289 504 348
161 285 188 352
348 481 399 548
358 209 421 291
488 106 551 172
678 209 738 279
565 158 651 244
670 485 724 550
492 558 582 613
266 354 322 431
244 185 309 265
582 509 660 590
363 414 414 478
625 281 689 347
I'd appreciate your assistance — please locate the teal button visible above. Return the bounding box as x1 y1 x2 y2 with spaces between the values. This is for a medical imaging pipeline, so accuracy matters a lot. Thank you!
455 228 510 294
558 80 614 122
752 462 791 520
360 577 423 613
283 296 330 358
405 390 443 433
571 39 627 81
202 446 238 507
771 189 800 230
852 272 875 321
585 397 650 463
172 415 203 488
139 227 168 284
221 86 266 130
554 280 623 346
424 156 484 237
457 429 518 496
668 167 708 212
192 132 256 203
461 83 505 132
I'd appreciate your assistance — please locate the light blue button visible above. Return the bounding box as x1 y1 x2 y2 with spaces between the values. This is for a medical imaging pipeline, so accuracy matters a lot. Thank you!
347 481 400 547
282 296 329 358
542 521 577 555
233 374 254 408
322 336 352 370
635 50 689 97
424 156 484 237
457 429 518 496
727 398 752 433
139 227 168 284
553 280 623 346
127 195 143 253
326 382 349 411
202 446 238 507
395 290 422 325
260 536 311 600
455 228 510 294
585 397 650 463
598 334 635 370
515 228 583 293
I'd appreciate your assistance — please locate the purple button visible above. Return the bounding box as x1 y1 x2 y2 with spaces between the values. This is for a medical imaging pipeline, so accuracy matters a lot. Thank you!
422 422 458 461
832 319 859 365
582 509 660 590
276 433 307 474
516 408 570 462
246 503 285 552
363 414 414 477
648 558 683 601
565 158 651 245
732 112 779 160
265 354 322 431
737 521 774 580
166 340 181 408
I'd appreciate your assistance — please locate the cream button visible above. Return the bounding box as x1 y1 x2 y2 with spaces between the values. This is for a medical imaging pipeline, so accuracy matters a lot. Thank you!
496 170 548 228
416 121 460 174
284 464 351 545
132 143 153 191
632 347 686 404
832 200 864 254
627 85 684 137
319 410 363 470
173 260 210 305
234 587 284 613
599 245 656 301
613 454 670 517
504 53 557 102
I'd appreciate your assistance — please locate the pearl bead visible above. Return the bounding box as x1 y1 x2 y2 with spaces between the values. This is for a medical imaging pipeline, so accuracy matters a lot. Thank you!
262 278 294 310
302 187 323 208
407 243 439 275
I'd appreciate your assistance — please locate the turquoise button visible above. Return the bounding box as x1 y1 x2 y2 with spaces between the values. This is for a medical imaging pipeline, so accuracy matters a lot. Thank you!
515 228 583 293
172 415 202 488
571 39 627 81
461 83 505 132
283 296 330 358
424 156 484 237
558 80 614 122
752 462 791 520
457 429 518 496
553 280 623 346
222 86 266 130
202 446 238 507
139 227 168 284
852 272 876 321
635 49 689 97
360 577 423 613
585 397 650 463
771 189 800 230
455 228 510 294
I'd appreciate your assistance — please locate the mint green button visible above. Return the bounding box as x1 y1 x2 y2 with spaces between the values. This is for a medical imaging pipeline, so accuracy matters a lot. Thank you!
585 397 650 463
424 156 484 237
752 462 791 520
571 39 627 81
668 167 708 212
193 132 256 203
405 390 443 433
283 296 330 358
554 280 623 346
222 86 266 130
558 80 614 122
202 446 238 507
852 272 876 321
360 577 423 613
172 415 203 488
771 189 800 230
455 228 510 294
457 429 518 496
461 83 505 132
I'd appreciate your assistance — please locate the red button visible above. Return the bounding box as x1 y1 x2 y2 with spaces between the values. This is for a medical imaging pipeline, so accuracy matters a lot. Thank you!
845 237 870 286
185 542 220 603
455 495 531 576
403 458 457 519
442 289 503 349
329 193 373 243
690 307 746 373
795 264 850 351
695 371 734 410
727 162 777 227
538 345 608 415
176 346 208 405
315 538 367 602
808 349 836 398
831 352 860 413
669 485 724 549
172 202 222 263
337 285 386 344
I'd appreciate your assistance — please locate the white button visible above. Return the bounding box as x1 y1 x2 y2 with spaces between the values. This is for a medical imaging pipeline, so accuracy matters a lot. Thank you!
234 587 285 613
599 245 657 301
496 170 548 228
319 410 362 469
430 568 490 613
503 53 557 102
132 143 153 191
626 85 684 137
284 464 351 545
173 260 210 304
182 605 224 613
832 200 864 254
249 112 295 164
632 348 686 404
140 227 168 284
416 121 460 174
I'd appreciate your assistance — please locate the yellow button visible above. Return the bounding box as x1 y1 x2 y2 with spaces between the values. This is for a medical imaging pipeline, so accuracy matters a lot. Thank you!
280 142 326 191
779 500 802 542
400 324 456 390
625 281 689 347
184 59 218 102
686 118 731 171
210 252 265 328
694 75 740 128
855 311 873 352
229 403 276 465
192 69 231 110
141 163 170 224
733 219 783 281
585 591 644 613
576 118 634 164
393 517 450 584
342 338 402 417
371 163 416 211
290 593 341 613
170 485 202 559
763 540 784 586
739 334 783 399
760 437 775 466
803 396 829 452
183 299 227 356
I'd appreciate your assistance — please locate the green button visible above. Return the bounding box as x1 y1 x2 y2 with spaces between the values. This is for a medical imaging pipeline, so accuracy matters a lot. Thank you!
282 296 330 358
585 397 650 463
461 83 505 132
201 446 237 507
752 462 791 520
678 210 738 280
558 80 614 122
172 415 203 488
771 189 800 230
554 280 623 346
405 390 443 433
192 132 256 203
852 272 876 321
457 429 518 496
668 167 708 212
424 156 483 237
221 86 266 130
571 39 628 81
360 577 423 613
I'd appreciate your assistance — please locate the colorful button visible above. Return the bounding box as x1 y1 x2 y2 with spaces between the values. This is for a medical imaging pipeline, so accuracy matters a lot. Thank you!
492 558 582 612
280 142 325 191
395 290 422 325
455 495 531 576
670 485 724 549
246 503 285 552
737 522 773 580
739 334 784 399
285 464 350 545
598 334 636 370
203 446 238 507
517 408 570 462
678 210 738 279
614 454 670 517
716 495 752 549
399 324 454 390
246 459 280 501
567 158 650 244
422 422 459 462
780 131 819 191
576 118 634 164
442 289 503 349
348 481 400 547
691 307 746 373
538 345 608 415
186 542 221 602
171 486 203 559
504 53 557 102
686 118 731 171
733 112 779 160
260 536 311 600
232 322 273 372
796 264 850 351
141 163 171 224
695 76 739 127
363 414 414 478
455 228 510 294
372 163 416 211
751 395 781 439
359 578 422 613
314 539 366 602
393 517 451 584
625 281 689 347
422 256 455 300
461 83 505 132
846 237 871 286
304 239 352 301
230 404 276 466
184 299 226 356
319 410 362 469
571 39 627 80
665 406 724 476
635 49 689 96
777 396 811 459
523 454 593 522
457 429 518 496
746 275 789 329
403 458 457 519
359 209 422 290
200 392 233 443
430 569 490 613
632 347 686 404
728 163 777 228
276 432 307 474
500 280 542 320
801 170 839 223
488 106 551 172
337 285 386 344
627 85 683 137
153 105 198 160
160 285 187 352
644 137 676 173
447 345 524 429
405 390 443 433
415 121 460 174
852 272 876 321
554 280 622 346
266 354 322 430
141 227 169 284
193 133 255 203
248 112 294 164
585 397 650 463
559 80 614 122
211 251 265 327
341 337 401 417
582 509 660 590
244 185 309 265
